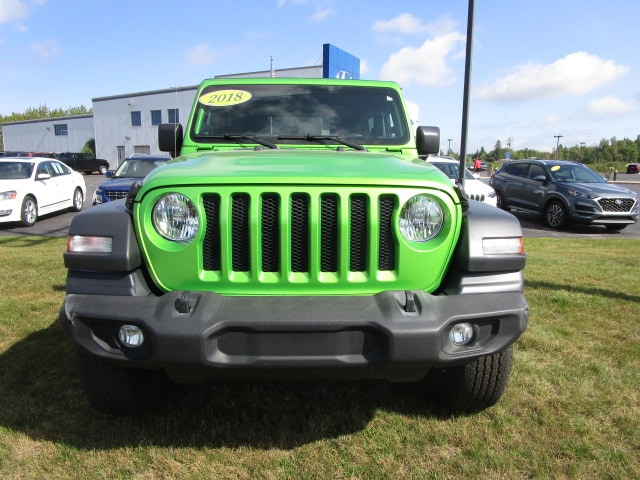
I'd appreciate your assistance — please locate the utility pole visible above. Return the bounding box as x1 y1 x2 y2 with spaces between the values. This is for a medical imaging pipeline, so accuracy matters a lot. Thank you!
447 138 453 155
554 135 563 160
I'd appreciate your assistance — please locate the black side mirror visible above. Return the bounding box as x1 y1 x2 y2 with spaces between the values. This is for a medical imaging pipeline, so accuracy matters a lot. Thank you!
158 123 184 158
416 126 440 155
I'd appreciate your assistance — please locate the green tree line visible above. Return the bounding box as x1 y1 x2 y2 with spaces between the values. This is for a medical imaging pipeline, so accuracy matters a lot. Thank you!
0 104 92 151
466 136 640 170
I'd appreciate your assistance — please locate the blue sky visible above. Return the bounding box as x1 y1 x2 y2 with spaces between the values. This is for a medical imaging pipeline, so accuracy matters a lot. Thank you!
1 0 638 154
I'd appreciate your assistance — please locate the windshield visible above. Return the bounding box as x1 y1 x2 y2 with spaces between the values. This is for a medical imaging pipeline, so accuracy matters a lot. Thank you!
191 84 410 146
0 161 34 179
114 158 167 178
429 161 475 180
549 163 605 183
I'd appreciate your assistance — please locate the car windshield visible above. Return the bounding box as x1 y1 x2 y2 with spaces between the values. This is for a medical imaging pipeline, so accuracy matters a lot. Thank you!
114 159 167 178
0 161 34 179
429 161 475 180
549 163 605 183
191 83 410 146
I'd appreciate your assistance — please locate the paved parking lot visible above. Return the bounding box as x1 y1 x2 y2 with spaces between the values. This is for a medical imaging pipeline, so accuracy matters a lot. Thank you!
1 173 639 239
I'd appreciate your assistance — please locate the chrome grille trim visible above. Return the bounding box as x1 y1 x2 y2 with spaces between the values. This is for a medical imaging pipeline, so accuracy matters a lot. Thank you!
597 198 635 212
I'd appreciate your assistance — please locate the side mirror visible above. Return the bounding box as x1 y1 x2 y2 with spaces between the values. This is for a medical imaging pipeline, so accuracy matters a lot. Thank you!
158 123 184 158
106 171 115 178
416 126 440 155
533 175 547 183
36 173 51 181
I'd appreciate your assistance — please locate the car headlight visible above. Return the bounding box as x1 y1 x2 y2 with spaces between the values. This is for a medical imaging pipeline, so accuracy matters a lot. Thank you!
567 189 596 200
0 190 17 201
152 193 199 242
399 194 444 242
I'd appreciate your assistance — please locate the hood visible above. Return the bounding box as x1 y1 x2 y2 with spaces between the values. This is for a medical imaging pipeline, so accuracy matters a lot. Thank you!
564 181 636 197
142 149 453 191
98 177 138 189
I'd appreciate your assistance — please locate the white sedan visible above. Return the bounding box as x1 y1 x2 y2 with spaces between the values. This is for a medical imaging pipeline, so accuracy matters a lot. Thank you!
0 157 86 226
427 157 498 207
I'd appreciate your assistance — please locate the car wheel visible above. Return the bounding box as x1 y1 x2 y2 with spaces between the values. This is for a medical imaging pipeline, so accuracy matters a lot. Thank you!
544 200 567 229
71 188 84 212
425 346 513 413
495 191 508 210
99 165 108 175
20 196 37 227
76 349 170 414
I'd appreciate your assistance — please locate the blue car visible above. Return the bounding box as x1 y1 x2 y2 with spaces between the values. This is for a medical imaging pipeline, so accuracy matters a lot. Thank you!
92 154 170 205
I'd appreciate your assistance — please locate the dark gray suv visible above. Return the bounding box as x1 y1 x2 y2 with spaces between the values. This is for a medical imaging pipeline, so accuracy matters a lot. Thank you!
490 160 638 230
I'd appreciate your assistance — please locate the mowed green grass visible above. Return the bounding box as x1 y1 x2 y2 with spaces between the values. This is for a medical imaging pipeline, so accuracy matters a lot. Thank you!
0 235 638 479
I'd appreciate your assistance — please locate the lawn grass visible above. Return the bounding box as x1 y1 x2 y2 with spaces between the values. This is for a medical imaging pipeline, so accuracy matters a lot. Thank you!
0 235 638 479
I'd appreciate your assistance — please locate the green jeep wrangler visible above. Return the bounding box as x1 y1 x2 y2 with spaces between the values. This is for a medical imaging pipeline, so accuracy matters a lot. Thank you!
59 78 529 414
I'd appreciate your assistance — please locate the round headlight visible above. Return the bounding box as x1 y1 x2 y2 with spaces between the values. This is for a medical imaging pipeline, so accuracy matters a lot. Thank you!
399 194 444 242
153 193 199 242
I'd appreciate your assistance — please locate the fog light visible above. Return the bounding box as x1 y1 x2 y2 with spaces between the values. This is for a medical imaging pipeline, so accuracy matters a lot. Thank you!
449 322 474 346
118 324 144 348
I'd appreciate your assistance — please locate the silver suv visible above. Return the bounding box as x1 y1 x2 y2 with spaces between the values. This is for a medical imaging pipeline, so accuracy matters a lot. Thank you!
490 159 638 230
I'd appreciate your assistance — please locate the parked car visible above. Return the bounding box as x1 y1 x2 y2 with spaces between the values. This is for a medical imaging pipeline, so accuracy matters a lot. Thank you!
56 152 110 175
92 154 170 205
490 159 638 230
427 156 497 206
0 157 86 226
626 163 640 174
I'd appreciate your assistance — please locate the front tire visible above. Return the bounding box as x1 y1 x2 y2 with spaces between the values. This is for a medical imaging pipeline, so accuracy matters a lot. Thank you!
20 196 37 227
76 349 170 414
425 346 513 413
544 200 567 229
71 188 84 212
495 191 507 210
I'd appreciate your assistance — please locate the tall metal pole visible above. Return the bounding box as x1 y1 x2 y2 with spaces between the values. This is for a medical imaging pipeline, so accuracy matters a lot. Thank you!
554 135 563 160
458 0 475 188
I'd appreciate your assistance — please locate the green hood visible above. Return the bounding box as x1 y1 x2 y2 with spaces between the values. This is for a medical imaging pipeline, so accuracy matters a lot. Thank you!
140 149 456 196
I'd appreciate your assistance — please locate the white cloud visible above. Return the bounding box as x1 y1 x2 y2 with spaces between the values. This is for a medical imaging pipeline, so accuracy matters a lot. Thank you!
185 43 216 66
586 95 635 117
373 13 457 44
379 32 465 86
311 7 332 21
0 0 28 23
476 52 629 102
30 37 58 60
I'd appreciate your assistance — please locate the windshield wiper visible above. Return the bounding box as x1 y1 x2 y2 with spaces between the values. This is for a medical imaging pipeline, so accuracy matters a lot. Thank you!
198 133 279 149
277 134 366 151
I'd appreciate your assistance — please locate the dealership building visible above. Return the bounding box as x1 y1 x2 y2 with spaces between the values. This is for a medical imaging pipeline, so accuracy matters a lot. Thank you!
1 44 361 168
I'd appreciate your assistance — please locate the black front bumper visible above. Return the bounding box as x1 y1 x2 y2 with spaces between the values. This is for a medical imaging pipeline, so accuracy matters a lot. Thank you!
60 289 528 383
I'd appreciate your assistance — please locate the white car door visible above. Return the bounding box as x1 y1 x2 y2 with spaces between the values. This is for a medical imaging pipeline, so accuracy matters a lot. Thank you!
34 161 63 213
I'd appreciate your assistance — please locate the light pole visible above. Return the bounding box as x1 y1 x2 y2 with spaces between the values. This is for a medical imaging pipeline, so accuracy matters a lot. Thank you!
447 138 453 155
554 135 563 160
580 142 585 161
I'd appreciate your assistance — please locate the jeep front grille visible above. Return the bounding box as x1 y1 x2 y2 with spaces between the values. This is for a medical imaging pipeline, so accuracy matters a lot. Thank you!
203 192 397 275
597 198 635 212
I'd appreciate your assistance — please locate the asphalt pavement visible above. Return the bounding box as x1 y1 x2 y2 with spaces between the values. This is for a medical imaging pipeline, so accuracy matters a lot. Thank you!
1 173 639 239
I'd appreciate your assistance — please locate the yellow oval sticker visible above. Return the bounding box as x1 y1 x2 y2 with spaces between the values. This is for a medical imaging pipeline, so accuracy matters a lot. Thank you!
551 166 561 171
199 89 252 107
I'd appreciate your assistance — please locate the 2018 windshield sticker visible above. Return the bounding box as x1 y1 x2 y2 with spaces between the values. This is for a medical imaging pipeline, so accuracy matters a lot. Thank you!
551 166 561 171
199 90 252 107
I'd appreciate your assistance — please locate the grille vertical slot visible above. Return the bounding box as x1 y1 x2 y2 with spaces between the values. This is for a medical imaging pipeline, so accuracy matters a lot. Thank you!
349 194 368 271
291 193 310 273
320 194 339 272
231 193 250 271
261 193 280 273
203 194 221 271
378 195 396 271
